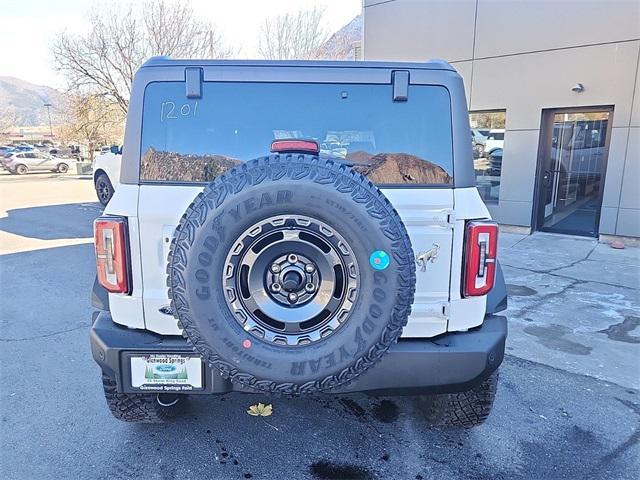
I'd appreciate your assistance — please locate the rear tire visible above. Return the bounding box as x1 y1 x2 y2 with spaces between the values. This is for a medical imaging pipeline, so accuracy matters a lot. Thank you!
15 164 27 175
95 173 114 206
419 372 499 428
101 374 185 423
57 163 69 173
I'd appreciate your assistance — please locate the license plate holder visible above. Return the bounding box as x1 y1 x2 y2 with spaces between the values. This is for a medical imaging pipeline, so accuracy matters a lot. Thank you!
127 353 204 392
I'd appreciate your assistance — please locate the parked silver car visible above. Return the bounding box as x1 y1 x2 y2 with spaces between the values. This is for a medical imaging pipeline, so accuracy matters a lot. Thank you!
2 151 73 175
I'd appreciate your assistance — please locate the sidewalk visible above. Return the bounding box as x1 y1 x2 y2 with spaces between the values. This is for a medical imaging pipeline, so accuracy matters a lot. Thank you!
499 231 640 390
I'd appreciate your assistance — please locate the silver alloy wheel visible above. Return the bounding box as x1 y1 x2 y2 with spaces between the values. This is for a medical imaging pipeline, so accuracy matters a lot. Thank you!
223 215 359 346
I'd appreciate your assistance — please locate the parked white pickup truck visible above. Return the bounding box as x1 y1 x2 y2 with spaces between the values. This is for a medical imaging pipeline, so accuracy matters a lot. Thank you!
93 146 121 205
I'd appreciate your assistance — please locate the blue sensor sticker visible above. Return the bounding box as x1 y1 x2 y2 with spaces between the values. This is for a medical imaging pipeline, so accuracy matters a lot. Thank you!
370 250 390 270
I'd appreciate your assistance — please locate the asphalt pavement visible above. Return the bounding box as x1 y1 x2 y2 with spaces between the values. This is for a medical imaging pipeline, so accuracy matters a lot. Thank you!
0 173 638 480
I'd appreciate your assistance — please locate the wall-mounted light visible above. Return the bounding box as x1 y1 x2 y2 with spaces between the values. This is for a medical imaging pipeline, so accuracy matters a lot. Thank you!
571 83 585 93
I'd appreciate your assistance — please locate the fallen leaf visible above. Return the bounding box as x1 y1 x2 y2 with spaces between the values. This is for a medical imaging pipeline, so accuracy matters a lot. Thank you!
247 402 273 417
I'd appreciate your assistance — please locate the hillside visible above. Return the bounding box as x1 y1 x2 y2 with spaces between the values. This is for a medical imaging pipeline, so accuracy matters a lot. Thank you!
315 14 362 60
0 76 64 127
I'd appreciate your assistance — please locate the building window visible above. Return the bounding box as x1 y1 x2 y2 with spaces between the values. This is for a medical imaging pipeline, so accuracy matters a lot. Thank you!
469 111 506 203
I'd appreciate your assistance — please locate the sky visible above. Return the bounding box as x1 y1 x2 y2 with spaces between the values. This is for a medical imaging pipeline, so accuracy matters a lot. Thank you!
0 0 362 89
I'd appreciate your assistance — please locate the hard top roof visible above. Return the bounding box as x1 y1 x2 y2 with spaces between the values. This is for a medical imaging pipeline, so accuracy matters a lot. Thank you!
141 56 455 72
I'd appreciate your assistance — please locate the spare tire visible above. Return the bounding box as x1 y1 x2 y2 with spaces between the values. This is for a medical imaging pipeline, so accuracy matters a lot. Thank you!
168 154 415 395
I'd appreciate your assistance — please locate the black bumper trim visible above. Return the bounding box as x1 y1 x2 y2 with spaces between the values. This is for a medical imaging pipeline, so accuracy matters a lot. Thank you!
91 277 110 311
90 312 506 395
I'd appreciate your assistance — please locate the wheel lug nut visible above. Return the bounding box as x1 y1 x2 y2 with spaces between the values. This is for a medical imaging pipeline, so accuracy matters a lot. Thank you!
304 264 315 273
287 254 298 264
288 292 298 303
305 283 315 293
271 283 281 293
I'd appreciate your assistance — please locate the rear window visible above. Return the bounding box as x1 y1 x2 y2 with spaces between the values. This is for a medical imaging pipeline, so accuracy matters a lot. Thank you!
140 81 453 185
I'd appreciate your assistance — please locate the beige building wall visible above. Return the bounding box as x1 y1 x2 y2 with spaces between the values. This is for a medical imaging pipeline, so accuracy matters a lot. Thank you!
363 0 640 237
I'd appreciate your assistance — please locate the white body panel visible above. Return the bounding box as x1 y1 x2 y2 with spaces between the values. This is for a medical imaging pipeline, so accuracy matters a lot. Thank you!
381 188 453 338
116 184 492 337
448 187 491 331
104 185 145 329
137 185 203 334
93 152 122 187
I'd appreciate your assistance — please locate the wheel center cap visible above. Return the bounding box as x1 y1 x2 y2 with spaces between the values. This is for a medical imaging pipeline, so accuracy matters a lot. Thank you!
282 270 304 292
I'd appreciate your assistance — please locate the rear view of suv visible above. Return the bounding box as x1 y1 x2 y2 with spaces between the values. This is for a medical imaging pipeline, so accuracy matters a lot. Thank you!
90 58 507 426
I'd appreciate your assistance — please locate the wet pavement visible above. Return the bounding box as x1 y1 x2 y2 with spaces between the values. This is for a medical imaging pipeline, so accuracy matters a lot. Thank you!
499 231 640 390
1 176 639 479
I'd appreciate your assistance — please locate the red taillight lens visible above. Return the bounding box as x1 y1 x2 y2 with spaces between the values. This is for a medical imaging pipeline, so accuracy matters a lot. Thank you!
271 139 319 154
94 217 130 294
463 220 498 297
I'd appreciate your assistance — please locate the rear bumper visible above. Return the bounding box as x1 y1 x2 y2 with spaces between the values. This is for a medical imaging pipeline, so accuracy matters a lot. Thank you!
90 311 506 396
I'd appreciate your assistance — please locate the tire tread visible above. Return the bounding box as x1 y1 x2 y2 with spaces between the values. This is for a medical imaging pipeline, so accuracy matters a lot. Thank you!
101 374 181 423
424 372 499 428
167 154 416 395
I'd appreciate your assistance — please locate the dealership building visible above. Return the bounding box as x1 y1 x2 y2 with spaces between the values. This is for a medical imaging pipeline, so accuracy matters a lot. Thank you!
362 0 640 239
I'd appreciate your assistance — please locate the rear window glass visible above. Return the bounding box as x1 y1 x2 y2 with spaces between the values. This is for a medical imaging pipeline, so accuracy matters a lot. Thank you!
140 81 453 185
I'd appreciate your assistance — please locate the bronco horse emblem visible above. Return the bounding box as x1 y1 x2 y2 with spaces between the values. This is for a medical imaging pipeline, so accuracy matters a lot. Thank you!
416 243 440 272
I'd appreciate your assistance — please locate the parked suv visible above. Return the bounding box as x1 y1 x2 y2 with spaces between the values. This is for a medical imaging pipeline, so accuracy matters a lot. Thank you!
3 151 72 174
484 129 505 154
90 58 507 426
93 146 121 205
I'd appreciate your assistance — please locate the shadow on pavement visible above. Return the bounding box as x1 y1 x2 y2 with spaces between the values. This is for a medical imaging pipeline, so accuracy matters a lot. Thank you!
0 202 102 240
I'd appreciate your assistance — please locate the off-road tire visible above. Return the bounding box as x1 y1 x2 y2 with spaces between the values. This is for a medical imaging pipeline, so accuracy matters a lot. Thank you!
168 154 416 395
101 374 183 423
95 173 114 206
421 372 499 428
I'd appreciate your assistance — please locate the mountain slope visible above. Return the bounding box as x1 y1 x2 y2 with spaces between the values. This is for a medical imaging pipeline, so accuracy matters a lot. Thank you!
315 14 362 60
0 76 64 127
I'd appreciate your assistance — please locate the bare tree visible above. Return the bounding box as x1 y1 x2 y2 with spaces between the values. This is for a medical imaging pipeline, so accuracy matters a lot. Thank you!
258 7 328 60
56 94 125 162
52 0 233 115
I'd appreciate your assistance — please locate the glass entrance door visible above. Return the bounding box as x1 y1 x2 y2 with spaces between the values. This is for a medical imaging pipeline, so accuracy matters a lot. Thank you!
536 109 612 237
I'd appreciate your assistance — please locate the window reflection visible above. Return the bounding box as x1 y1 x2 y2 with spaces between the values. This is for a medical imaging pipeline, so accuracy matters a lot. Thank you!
470 111 506 203
140 82 454 185
541 111 609 236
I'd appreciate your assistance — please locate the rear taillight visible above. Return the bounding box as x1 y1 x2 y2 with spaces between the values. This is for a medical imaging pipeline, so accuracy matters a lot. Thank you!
271 139 319 154
94 217 130 294
463 220 498 297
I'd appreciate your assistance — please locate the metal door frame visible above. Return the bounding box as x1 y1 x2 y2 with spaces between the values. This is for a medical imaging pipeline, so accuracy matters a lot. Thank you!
532 105 614 237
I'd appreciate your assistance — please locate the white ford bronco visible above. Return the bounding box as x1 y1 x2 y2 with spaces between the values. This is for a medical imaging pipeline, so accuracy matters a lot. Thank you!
90 58 507 426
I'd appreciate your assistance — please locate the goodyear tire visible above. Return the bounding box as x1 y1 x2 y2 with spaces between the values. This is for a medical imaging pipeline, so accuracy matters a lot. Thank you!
167 154 415 395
